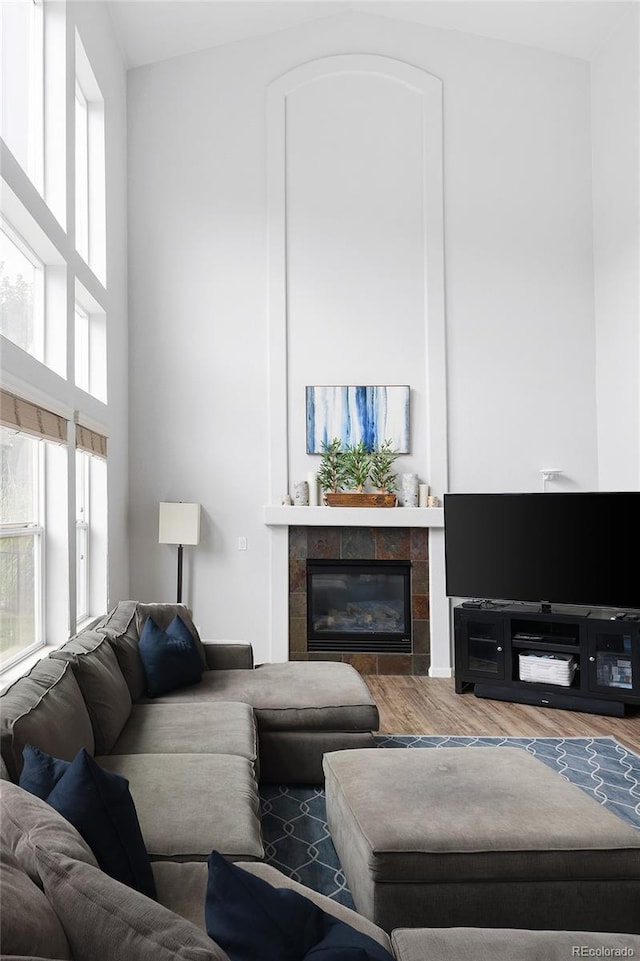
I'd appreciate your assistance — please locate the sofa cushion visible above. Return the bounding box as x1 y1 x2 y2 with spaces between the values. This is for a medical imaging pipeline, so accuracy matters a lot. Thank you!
0 851 72 960
0 779 98 884
145 662 379 733
50 631 132 754
247 663 379 732
111 702 258 767
151 861 211 930
0 658 95 781
35 850 230 961
99 599 139 638
97 753 264 862
204 850 395 961
38 747 156 899
98 600 146 701
135 603 208 670
390 928 640 961
139 616 203 698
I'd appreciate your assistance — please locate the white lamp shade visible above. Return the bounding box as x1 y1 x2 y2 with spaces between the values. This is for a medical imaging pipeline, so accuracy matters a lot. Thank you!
159 502 201 545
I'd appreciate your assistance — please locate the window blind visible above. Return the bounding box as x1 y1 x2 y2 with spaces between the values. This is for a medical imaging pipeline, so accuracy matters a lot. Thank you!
0 389 67 444
76 424 107 458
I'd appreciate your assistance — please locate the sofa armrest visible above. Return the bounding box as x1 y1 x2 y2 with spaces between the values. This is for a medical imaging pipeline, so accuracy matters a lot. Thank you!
201 641 254 671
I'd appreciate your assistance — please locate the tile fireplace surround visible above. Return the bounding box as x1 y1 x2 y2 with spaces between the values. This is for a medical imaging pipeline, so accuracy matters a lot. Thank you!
289 526 430 675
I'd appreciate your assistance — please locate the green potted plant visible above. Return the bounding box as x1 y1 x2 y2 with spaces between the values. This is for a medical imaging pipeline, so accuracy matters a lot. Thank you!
317 438 349 496
318 438 399 506
369 439 400 495
343 440 372 493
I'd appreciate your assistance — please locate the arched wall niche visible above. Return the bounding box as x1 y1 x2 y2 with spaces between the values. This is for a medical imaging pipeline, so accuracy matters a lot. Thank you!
265 54 451 675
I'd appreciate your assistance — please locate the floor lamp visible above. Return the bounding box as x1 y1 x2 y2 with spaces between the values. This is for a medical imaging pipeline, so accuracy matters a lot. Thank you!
158 502 201 603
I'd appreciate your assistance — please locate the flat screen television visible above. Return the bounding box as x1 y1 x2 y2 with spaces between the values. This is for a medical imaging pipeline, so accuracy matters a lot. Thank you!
444 492 640 612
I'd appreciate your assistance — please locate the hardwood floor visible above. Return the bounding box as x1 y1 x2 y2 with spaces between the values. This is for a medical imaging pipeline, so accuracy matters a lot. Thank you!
365 675 640 755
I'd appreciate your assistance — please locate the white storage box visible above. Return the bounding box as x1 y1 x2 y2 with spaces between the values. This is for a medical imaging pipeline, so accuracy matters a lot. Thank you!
519 652 577 687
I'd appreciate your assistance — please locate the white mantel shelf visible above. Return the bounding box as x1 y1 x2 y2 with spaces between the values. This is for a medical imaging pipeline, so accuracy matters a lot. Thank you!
264 506 444 528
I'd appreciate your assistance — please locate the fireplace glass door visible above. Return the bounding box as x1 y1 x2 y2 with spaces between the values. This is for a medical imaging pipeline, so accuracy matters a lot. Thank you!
307 559 411 652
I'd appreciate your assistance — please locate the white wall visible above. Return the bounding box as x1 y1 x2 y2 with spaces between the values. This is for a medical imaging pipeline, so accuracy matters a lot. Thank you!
591 5 640 491
285 68 429 485
127 12 598 660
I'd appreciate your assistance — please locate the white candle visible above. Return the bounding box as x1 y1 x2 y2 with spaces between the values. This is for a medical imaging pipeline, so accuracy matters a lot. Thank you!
418 484 429 508
307 471 319 506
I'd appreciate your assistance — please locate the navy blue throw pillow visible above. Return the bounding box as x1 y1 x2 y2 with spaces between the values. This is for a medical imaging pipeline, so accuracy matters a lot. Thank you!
21 745 156 900
205 851 394 961
19 744 71 799
139 614 203 698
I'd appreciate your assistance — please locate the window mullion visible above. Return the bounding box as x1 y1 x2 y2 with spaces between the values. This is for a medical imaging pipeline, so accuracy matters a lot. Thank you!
35 435 44 646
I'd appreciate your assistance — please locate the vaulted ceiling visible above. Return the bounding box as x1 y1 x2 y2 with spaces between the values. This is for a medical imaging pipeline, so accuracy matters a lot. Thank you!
106 0 635 70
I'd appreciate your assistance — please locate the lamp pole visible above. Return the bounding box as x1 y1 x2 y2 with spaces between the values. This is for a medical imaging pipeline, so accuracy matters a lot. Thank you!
159 502 201 605
177 543 184 603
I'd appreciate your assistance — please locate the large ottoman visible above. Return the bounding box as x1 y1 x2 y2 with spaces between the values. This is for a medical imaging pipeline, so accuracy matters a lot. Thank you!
323 747 640 934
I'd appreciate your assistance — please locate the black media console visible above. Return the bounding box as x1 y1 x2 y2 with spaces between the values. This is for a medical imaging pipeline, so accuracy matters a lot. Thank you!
454 604 640 717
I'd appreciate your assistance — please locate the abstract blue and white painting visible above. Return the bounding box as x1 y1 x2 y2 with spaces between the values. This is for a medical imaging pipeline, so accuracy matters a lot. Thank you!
306 386 410 454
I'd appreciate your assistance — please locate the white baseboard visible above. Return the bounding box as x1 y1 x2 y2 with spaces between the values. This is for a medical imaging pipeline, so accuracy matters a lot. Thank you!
428 666 453 679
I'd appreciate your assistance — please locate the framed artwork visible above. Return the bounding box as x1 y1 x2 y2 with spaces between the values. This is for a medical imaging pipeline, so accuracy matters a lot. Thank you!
306 385 410 454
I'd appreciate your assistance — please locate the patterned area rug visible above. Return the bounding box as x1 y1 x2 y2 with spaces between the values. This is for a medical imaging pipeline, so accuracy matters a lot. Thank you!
260 735 640 908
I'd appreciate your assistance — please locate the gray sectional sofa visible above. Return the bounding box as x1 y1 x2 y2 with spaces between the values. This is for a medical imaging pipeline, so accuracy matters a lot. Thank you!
3 778 639 961
0 600 379 861
0 780 640 961
2 598 638 960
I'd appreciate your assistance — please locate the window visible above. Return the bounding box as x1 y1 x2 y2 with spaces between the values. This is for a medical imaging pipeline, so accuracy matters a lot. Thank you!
74 81 89 262
0 427 43 668
0 0 43 189
1 390 68 667
0 218 44 359
75 450 89 621
74 302 89 392
74 286 107 402
75 427 107 623
1 4 113 675
75 32 105 281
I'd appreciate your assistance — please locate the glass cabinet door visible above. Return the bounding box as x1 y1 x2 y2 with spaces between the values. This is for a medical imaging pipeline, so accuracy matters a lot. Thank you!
462 618 505 678
588 625 636 696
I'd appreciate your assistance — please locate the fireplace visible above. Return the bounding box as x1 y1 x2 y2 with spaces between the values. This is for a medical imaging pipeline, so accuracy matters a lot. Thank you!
289 526 430 675
307 559 411 653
